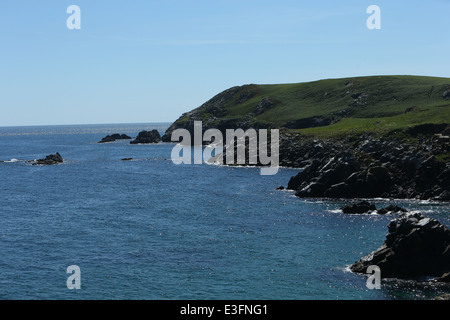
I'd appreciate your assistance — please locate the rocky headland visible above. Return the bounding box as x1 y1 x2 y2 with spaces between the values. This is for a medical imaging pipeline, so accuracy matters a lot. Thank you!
160 75 450 201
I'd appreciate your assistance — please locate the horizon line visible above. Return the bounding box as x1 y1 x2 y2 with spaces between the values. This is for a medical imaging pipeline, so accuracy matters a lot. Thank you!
0 121 173 129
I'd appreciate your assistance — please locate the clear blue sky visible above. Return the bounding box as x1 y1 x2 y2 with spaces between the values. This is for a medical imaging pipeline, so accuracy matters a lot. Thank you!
0 0 449 126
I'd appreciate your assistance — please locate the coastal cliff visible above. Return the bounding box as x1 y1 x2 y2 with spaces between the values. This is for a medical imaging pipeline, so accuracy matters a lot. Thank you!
163 75 450 200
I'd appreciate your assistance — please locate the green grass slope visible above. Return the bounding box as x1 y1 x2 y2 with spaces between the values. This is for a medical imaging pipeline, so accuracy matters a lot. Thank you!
163 75 450 140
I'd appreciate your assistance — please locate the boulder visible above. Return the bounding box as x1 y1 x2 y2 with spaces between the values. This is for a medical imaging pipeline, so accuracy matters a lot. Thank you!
130 130 162 144
350 212 450 280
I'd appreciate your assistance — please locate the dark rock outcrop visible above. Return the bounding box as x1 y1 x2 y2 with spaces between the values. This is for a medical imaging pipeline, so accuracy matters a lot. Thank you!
98 134 132 143
443 90 450 100
350 212 450 280
285 129 450 200
130 130 162 144
340 201 408 215
341 201 377 214
377 205 408 215
33 153 64 165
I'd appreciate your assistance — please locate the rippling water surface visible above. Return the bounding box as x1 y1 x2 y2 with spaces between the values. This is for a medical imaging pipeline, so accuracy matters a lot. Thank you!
0 124 449 300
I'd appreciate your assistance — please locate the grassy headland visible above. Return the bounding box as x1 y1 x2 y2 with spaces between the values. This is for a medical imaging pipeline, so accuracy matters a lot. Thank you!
163 75 450 141
162 75 450 200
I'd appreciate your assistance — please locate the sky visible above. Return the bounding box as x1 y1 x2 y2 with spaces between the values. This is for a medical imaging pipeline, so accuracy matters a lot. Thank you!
0 0 449 126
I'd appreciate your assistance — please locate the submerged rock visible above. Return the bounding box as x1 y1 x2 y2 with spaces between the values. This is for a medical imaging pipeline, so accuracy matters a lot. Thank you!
130 130 162 144
33 153 64 165
350 212 450 280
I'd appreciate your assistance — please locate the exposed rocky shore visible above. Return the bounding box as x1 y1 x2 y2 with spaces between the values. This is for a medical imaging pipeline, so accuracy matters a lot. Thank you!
284 126 449 201
203 124 449 201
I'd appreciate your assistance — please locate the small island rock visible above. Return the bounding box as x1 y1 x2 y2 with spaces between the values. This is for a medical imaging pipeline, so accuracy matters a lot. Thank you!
33 153 64 165
98 134 132 143
130 130 162 144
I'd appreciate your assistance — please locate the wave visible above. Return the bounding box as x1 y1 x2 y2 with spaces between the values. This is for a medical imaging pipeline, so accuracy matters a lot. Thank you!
2 159 26 163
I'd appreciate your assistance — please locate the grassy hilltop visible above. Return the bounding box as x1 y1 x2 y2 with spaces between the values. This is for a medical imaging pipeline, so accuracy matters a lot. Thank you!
163 75 450 140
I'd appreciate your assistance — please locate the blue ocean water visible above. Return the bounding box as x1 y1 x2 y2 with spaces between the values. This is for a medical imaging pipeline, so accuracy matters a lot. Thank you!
0 123 449 300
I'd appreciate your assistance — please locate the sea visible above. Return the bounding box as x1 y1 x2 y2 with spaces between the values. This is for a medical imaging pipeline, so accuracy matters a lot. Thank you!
0 123 449 300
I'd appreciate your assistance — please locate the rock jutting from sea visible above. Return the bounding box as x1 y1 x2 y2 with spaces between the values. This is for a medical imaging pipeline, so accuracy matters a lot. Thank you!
130 130 162 144
98 134 132 143
32 152 64 165
339 201 408 215
350 211 450 281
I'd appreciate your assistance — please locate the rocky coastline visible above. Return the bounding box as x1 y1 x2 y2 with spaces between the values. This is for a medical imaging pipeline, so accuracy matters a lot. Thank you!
202 125 449 201
283 127 449 201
